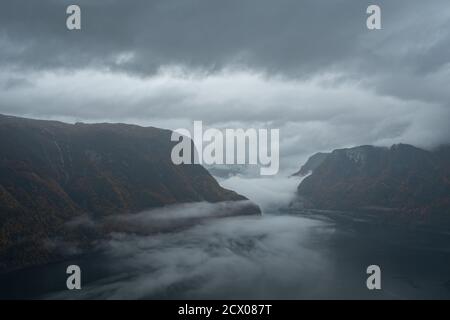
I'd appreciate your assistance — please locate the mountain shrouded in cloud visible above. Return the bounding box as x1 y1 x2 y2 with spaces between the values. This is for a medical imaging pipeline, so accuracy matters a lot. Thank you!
296 144 450 216
0 114 259 272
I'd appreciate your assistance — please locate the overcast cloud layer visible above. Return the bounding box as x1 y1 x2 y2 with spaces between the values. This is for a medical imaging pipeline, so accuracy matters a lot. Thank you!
1 0 450 171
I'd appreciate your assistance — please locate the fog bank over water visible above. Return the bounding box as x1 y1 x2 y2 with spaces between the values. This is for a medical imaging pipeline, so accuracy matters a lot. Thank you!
2 175 450 299
219 175 302 213
50 214 334 299
45 175 339 299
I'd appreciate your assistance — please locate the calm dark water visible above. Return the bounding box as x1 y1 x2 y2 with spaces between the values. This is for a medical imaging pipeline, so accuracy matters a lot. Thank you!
1 209 450 299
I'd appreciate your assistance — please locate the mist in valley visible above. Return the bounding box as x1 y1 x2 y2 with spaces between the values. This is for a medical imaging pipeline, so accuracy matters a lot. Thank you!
2 174 448 300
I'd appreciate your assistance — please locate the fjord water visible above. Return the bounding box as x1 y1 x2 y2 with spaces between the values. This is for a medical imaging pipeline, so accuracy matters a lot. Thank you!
1 177 450 299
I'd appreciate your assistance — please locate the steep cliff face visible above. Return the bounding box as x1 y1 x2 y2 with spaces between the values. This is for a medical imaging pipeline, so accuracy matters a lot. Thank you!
0 114 260 272
292 152 329 177
297 144 450 215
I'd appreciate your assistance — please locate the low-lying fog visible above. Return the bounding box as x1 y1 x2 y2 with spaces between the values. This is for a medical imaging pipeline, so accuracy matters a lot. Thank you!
2 175 450 299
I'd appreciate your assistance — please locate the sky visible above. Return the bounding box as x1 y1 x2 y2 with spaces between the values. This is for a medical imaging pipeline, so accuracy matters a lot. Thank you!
1 0 450 172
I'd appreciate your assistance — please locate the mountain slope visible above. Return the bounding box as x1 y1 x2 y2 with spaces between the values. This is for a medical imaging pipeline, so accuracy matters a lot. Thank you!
292 152 329 177
297 144 450 216
0 114 260 272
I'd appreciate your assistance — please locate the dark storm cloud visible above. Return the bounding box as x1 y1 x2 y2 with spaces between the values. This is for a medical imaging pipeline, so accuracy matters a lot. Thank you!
1 0 448 78
3 0 359 74
1 0 450 110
